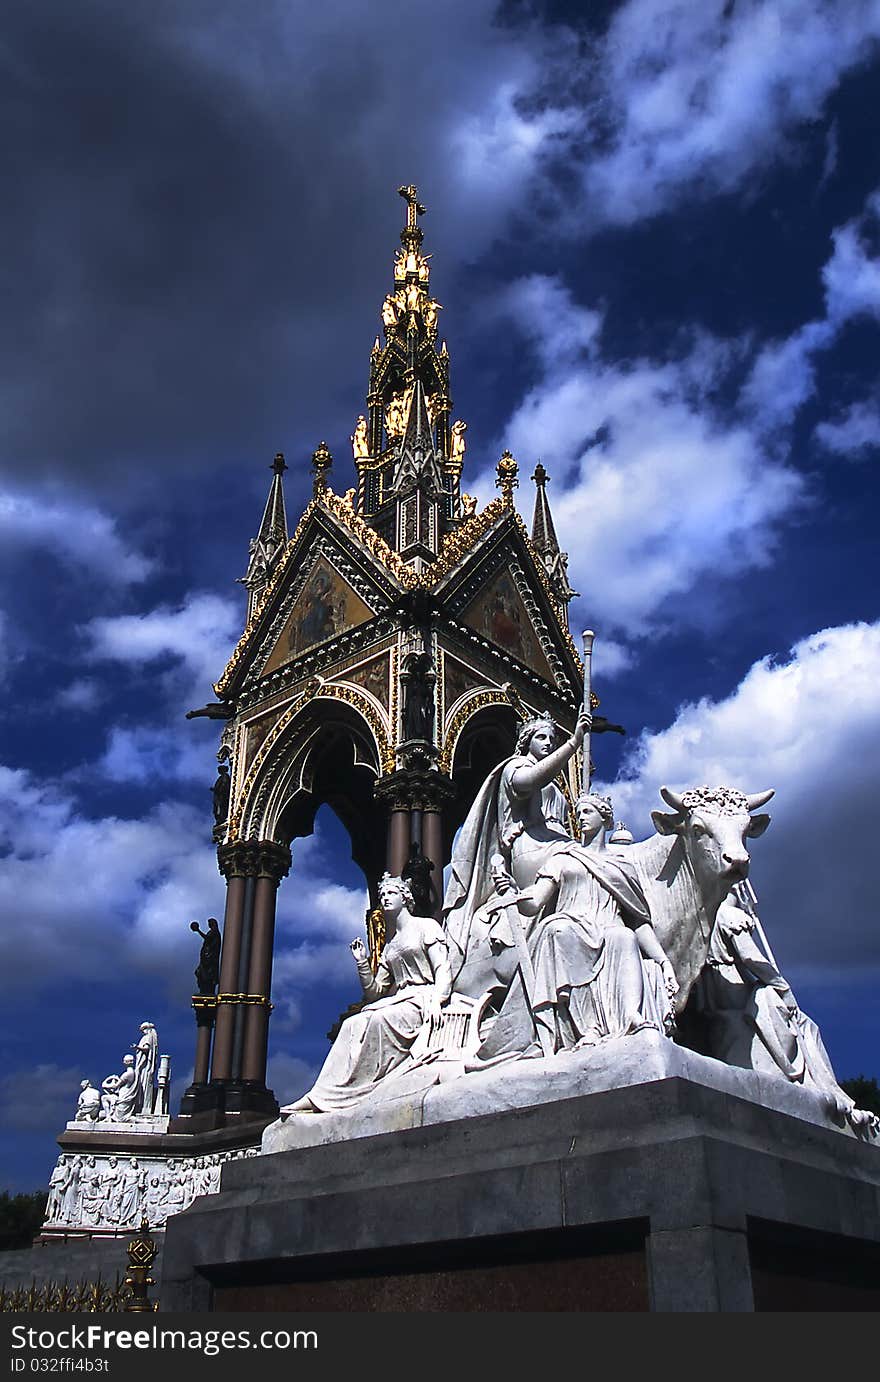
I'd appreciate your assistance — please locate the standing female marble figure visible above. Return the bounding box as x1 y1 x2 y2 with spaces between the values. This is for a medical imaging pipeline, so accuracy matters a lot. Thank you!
118 1158 144 1226
444 709 590 973
132 1022 158 1114
284 875 452 1113
60 1156 83 1225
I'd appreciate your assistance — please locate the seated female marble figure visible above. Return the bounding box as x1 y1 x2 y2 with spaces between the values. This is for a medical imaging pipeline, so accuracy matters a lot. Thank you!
520 793 678 1051
283 874 452 1113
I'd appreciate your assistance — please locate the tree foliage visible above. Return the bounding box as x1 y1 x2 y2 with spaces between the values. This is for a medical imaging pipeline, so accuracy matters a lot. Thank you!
0 1191 47 1251
840 1075 880 1116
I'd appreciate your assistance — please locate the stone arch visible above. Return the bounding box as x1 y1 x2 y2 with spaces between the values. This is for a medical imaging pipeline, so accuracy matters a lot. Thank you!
237 692 389 902
444 695 518 847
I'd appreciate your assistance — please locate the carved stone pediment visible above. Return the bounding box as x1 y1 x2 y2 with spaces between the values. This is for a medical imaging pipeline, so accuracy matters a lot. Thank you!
431 516 581 698
218 505 409 700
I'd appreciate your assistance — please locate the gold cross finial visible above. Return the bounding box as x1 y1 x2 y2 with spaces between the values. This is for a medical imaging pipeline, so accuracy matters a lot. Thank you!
398 184 426 231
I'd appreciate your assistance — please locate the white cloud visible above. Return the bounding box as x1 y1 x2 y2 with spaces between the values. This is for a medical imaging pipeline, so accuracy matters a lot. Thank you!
482 274 804 644
744 189 880 435
740 320 833 436
85 591 240 706
0 764 222 991
600 620 880 983
815 399 880 456
0 488 152 583
822 190 880 324
98 725 209 785
577 0 880 227
272 876 371 1024
266 1050 318 1104
55 678 103 713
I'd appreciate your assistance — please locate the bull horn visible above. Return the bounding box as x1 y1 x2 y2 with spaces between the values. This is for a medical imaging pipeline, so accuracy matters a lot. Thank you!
746 789 775 811
659 786 685 811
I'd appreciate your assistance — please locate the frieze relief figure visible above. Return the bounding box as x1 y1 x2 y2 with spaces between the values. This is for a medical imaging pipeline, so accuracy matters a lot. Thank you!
43 1147 260 1232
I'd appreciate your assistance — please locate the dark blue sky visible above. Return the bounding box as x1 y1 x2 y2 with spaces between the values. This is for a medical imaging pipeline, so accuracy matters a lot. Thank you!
2 0 880 1190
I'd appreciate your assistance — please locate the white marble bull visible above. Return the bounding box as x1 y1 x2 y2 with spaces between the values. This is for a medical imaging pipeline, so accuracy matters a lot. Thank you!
627 785 774 1012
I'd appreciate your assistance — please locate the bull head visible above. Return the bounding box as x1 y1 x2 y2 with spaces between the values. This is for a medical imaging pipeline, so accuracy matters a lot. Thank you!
651 785 774 837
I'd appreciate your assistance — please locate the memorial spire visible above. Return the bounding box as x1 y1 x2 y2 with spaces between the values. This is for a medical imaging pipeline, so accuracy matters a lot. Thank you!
241 452 289 618
530 462 577 612
347 185 472 557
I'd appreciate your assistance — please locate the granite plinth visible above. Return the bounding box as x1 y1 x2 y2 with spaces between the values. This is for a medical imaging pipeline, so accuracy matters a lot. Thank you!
161 1034 880 1312
262 1029 863 1152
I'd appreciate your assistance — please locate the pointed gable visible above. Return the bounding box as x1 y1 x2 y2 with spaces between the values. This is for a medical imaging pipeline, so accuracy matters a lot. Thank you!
460 566 555 683
260 553 375 677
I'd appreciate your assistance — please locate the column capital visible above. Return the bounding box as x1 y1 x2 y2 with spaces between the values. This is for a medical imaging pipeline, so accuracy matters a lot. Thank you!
374 769 455 814
217 839 291 883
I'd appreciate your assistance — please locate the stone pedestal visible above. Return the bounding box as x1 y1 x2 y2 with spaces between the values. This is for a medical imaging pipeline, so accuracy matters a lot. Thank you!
160 1034 880 1311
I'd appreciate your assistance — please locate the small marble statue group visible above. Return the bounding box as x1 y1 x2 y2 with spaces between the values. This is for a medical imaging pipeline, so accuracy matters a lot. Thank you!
74 1022 164 1124
44 1148 260 1233
282 711 877 1138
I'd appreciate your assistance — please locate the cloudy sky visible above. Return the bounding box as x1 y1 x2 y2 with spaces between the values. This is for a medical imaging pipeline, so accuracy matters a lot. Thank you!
3 0 880 1191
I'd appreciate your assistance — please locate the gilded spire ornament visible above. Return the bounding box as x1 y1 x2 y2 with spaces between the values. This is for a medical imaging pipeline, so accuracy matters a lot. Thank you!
496 449 519 505
311 440 333 498
398 183 426 251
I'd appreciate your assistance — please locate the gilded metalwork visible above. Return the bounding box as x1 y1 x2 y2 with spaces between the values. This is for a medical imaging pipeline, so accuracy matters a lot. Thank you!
216 993 272 1006
0 1275 130 1313
319 682 395 774
191 994 218 1010
323 490 420 587
124 1217 158 1313
496 449 519 505
427 496 507 584
389 643 399 748
366 906 386 974
215 499 319 696
237 679 393 841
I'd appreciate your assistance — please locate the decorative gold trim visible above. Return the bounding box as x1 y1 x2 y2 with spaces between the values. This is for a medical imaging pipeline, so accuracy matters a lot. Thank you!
235 679 394 841
389 643 399 751
426 496 507 585
323 491 419 588
215 484 584 701
233 687 314 840
319 682 395 774
216 992 271 1006
439 688 513 773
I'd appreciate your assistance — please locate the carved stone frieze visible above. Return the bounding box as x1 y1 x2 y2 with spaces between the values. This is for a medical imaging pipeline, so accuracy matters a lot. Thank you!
43 1148 261 1235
